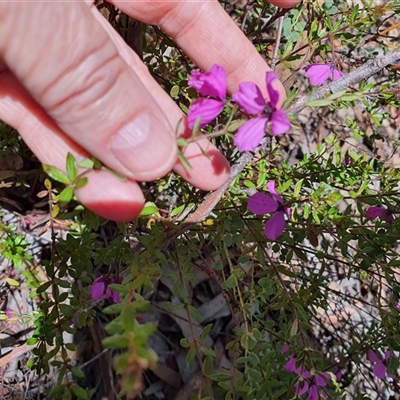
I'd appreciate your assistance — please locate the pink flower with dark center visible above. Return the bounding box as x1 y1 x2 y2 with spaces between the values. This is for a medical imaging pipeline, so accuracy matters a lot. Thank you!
303 64 344 86
368 350 396 380
91 275 122 304
365 206 394 222
187 64 227 129
248 181 290 240
232 71 291 151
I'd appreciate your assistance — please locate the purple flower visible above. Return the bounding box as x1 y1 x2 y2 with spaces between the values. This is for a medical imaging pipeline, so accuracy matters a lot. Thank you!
232 72 291 151
248 181 290 240
303 64 344 86
91 275 122 304
187 64 227 129
396 301 400 310
368 350 396 380
365 206 394 222
285 354 331 399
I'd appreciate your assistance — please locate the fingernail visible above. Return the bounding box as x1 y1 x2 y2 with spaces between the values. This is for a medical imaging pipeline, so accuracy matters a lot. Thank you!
110 113 177 180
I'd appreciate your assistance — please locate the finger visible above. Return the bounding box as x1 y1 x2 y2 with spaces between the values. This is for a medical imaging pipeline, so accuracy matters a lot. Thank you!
0 1 177 182
0 69 145 221
268 0 302 8
89 5 230 190
112 0 287 105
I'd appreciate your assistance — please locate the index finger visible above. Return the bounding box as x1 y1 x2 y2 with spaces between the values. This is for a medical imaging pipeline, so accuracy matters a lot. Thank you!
112 0 299 104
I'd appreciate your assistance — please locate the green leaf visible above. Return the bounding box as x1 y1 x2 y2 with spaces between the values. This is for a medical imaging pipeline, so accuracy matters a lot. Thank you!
71 366 85 379
43 164 70 185
307 99 332 108
78 158 95 169
170 84 179 98
224 274 237 289
170 204 185 218
177 137 189 147
58 187 74 204
71 384 88 399
27 337 38 345
186 344 196 367
36 281 52 294
66 152 78 181
48 386 65 398
139 202 159 217
178 149 192 170
74 177 88 189
293 179 304 198
6 277 20 287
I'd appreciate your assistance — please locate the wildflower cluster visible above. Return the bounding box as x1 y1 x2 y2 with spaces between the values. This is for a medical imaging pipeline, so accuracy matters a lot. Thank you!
187 65 291 151
368 350 396 380
283 349 332 400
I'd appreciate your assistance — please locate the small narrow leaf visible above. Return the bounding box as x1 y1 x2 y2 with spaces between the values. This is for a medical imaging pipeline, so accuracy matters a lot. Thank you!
78 158 95 169
58 187 74 204
66 152 78 181
74 177 88 189
43 165 70 185
71 384 88 400
6 277 20 287
140 202 159 217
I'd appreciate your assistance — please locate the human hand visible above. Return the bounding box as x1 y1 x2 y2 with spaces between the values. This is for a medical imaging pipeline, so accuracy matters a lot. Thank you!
0 0 301 221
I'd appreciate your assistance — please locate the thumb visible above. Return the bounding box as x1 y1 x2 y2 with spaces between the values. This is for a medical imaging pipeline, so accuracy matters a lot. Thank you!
0 1 177 182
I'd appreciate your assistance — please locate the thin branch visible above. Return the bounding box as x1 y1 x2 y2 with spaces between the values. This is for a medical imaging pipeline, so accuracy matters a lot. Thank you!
270 16 284 71
289 47 400 115
162 47 400 248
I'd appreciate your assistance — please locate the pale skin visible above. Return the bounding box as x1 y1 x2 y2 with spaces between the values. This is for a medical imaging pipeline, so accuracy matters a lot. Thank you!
0 0 301 221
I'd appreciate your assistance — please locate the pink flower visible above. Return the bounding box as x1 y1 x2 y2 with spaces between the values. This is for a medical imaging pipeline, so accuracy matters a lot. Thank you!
232 71 291 151
91 275 122 304
303 64 344 86
368 350 396 380
248 181 290 240
187 64 227 129
285 353 331 399
365 206 394 222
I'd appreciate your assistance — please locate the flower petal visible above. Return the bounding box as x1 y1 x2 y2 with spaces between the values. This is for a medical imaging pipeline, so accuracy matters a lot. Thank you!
232 82 266 115
373 363 387 379
234 117 268 151
264 211 286 240
111 291 121 304
332 68 344 81
384 351 392 361
265 71 280 108
285 355 297 372
315 373 328 387
368 349 382 363
365 206 386 220
248 192 279 215
270 109 291 136
296 381 309 396
188 64 227 100
267 181 284 204
304 64 331 86
91 280 105 301
188 98 224 129
307 385 319 400
383 211 395 223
